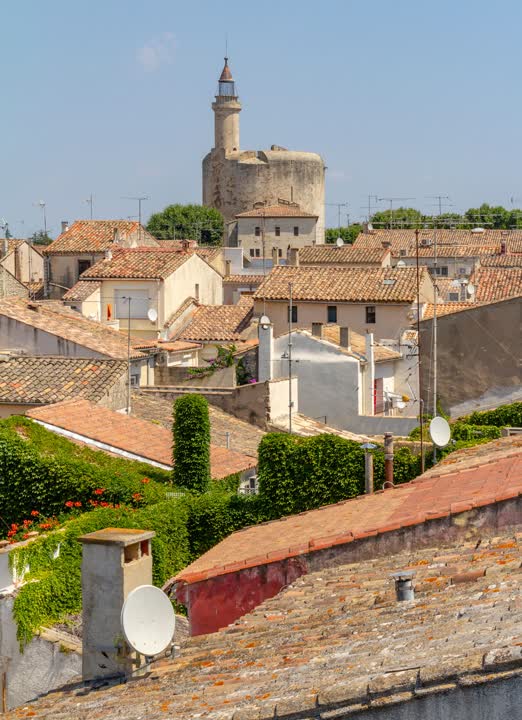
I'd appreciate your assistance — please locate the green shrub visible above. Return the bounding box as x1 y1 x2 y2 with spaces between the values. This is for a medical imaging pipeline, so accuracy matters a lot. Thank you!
451 423 502 441
173 395 211 493
464 402 522 428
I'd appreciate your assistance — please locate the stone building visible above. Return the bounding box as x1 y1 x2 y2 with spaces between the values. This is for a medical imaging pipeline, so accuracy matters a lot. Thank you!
202 59 325 243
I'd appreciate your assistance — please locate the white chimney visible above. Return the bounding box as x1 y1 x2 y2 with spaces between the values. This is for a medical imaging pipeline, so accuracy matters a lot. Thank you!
61 221 69 234
365 332 375 416
79 528 155 681
258 315 273 382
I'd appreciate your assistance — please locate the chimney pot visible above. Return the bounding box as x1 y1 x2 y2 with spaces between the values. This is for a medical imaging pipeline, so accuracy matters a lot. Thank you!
382 240 391 249
500 241 507 255
391 571 415 602
311 322 323 338
225 259 232 277
61 221 69 234
289 248 300 267
384 431 394 486
339 327 351 350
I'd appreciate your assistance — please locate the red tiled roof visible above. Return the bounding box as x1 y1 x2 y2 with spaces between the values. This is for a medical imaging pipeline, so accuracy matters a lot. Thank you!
81 247 193 280
471 266 522 302
479 253 522 267
177 298 254 342
44 220 158 254
236 204 318 218
299 245 389 265
62 280 101 302
175 437 522 584
222 274 263 284
354 228 518 249
422 301 480 319
253 266 429 303
26 399 257 480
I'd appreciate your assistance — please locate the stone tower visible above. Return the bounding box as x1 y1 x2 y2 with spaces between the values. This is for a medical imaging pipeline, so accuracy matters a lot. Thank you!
202 58 325 243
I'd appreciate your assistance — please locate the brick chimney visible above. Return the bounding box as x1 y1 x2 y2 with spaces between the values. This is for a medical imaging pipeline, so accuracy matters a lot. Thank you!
79 528 155 681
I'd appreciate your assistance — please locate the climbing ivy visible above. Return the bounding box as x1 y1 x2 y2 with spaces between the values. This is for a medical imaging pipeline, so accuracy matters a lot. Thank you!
172 395 211 493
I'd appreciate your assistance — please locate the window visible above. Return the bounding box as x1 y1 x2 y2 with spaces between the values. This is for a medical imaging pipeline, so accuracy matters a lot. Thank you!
278 249 283 258
366 305 376 324
255 226 261 237
293 226 299 237
275 226 281 237
114 289 149 319
449 292 459 301
327 305 337 323
287 305 298 323
195 283 200 302
432 266 449 277
255 248 261 257
78 259 91 277
249 249 255 257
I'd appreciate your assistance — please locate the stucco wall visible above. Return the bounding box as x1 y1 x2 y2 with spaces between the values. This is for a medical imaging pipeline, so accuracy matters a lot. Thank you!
154 364 236 388
419 297 522 417
237 216 318 258
1 244 44 284
0 317 104 357
48 253 104 297
203 148 325 242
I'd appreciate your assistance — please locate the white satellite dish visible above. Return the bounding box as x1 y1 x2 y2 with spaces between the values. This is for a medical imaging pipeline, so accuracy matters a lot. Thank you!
259 314 271 329
396 260 406 268
121 585 175 657
336 237 344 247
147 308 158 323
429 416 451 448
467 283 475 296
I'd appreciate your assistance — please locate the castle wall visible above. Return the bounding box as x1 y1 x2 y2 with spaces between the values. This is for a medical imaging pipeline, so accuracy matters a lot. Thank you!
203 149 325 243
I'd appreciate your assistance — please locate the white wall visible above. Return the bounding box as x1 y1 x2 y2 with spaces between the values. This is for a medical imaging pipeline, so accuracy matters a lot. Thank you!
238 216 318 258
268 377 298 424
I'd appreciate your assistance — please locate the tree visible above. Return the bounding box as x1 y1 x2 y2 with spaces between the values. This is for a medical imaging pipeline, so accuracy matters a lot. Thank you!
464 203 510 229
370 207 424 229
147 204 224 245
325 224 362 244
30 231 53 246
172 394 211 493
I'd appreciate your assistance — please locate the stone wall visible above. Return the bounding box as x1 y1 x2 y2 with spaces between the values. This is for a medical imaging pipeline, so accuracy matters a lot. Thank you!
0 267 28 299
154 364 236 388
419 297 522 417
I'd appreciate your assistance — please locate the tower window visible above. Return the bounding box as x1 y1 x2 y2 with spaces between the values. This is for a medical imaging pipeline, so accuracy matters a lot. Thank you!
275 226 281 237
255 248 260 257
254 226 261 237
327 305 337 323
294 226 299 237
278 249 283 257
249 249 255 257
366 306 376 324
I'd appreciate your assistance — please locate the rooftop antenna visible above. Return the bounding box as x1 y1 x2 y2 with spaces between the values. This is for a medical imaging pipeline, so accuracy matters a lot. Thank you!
363 194 379 223
326 202 348 242
378 197 415 229
33 200 47 235
122 195 149 244
121 585 176 661
85 193 94 220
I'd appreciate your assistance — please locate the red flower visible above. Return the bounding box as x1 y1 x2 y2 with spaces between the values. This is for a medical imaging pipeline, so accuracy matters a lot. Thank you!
93 488 105 496
89 500 99 507
39 522 52 530
10 523 18 531
7 530 16 538
132 492 142 501
22 533 30 540
23 519 32 528
65 501 74 508
30 510 39 517
141 478 150 484
100 501 109 507
74 501 82 508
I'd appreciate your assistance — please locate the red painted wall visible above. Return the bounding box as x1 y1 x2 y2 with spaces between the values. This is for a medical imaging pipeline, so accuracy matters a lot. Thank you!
175 555 309 636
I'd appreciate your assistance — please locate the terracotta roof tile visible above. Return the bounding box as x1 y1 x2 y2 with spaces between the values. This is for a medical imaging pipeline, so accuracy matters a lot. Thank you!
236 204 318 218
62 280 101 302
422 301 480 319
299 245 389 265
26 399 256 479
254 266 429 303
0 297 146 359
177 299 254 342
479 253 522 267
471 266 522 302
81 247 193 280
175 437 522 584
354 228 519 250
0 357 127 405
222 274 263 284
44 220 158 254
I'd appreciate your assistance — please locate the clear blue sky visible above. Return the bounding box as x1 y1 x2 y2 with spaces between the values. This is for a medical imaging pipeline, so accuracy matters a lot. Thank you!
2 0 522 237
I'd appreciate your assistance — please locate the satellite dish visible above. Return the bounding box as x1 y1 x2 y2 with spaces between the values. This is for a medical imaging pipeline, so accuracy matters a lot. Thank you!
147 308 158 323
429 416 451 448
467 284 475 296
121 585 175 657
259 314 271 329
396 260 406 268
451 279 461 288
336 237 344 247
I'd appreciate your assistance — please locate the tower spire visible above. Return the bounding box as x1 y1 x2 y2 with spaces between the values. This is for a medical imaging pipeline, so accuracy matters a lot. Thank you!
217 57 236 97
212 57 241 152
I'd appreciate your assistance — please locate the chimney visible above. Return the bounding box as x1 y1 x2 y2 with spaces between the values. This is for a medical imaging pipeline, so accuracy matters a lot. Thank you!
225 259 232 277
365 333 375 416
384 432 394 487
258 315 273 382
289 248 300 267
61 221 69 234
79 528 155 681
112 227 118 244
311 322 323 338
339 327 351 350
181 239 190 253
391 571 415 602
381 240 391 249
500 241 507 255
105 247 113 260
272 247 279 267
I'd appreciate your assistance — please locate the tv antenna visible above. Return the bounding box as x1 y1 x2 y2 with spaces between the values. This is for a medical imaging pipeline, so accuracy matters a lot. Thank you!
123 195 149 243
326 202 348 241
85 193 94 220
425 195 452 218
378 197 415 229
33 200 47 235
121 585 175 658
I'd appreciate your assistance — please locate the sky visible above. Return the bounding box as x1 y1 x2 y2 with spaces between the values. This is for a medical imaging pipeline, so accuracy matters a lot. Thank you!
2 0 522 237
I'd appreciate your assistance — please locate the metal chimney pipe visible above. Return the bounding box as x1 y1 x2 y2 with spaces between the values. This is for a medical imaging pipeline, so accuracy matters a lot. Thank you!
392 571 415 601
384 432 394 487
365 452 374 494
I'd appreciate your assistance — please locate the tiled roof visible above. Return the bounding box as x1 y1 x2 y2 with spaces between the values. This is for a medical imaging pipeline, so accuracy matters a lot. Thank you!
236 204 318 218
24 281 45 300
253 266 428 303
175 436 522 584
177 298 254 342
0 357 127 405
354 228 519 249
412 243 498 258
26 399 256 480
81 247 192 280
44 220 158 254
422 301 479 320
16 498 522 716
222 274 263 284
299 245 389 265
62 280 101 302
479 253 522 267
0 297 146 359
471 267 522 302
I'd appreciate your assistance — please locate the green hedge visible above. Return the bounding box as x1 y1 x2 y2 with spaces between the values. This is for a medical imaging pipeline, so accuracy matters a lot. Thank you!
451 423 502 441
463 402 522 428
173 395 211 493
